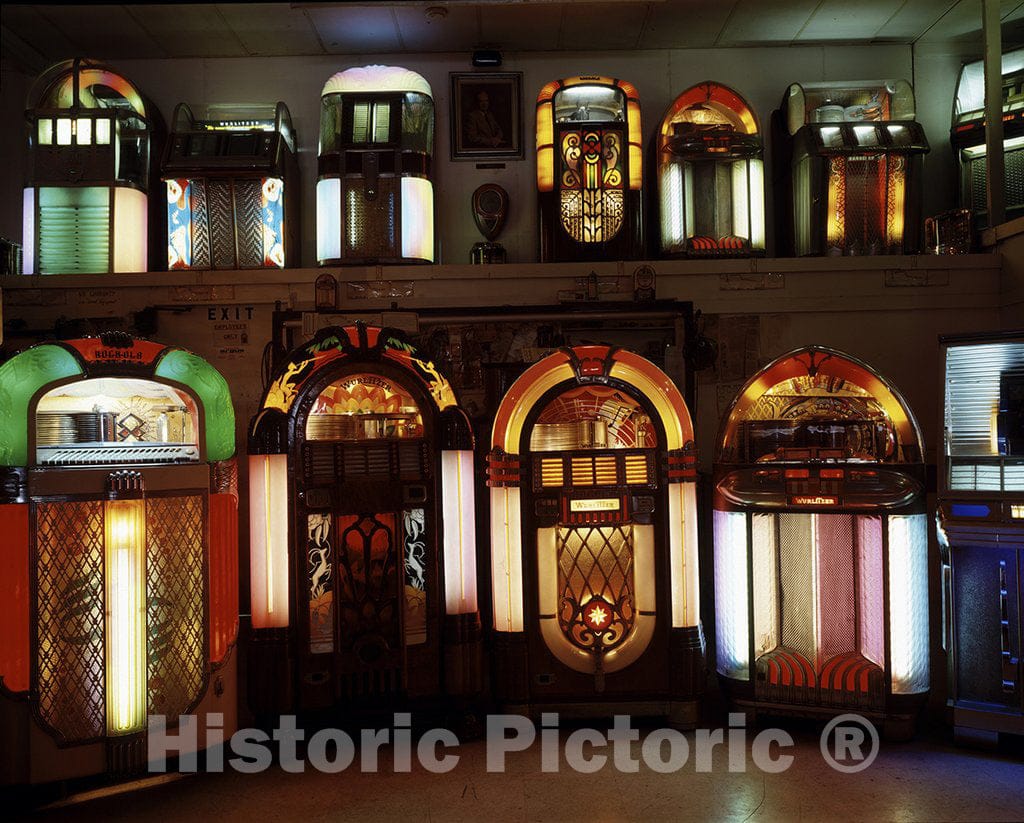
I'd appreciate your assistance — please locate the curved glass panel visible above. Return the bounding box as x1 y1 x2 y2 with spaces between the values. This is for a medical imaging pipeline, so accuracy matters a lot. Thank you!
305 373 423 441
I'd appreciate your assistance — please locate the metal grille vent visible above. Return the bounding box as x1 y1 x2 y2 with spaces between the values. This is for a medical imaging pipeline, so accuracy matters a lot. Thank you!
36 501 106 742
146 496 206 721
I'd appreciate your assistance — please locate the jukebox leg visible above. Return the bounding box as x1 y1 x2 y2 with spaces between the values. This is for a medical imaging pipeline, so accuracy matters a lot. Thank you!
669 625 707 729
444 613 483 738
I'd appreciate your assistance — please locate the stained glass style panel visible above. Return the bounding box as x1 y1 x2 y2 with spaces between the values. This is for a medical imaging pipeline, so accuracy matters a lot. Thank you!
559 128 625 244
403 508 427 646
556 525 634 652
307 513 334 654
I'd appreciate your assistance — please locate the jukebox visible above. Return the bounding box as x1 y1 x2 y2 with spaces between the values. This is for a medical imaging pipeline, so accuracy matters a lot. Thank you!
656 82 765 257
951 49 1024 229
247 324 479 715
536 76 643 262
23 59 151 275
316 66 435 265
162 101 299 270
0 334 238 784
487 346 704 724
775 80 928 256
938 331 1024 740
713 346 929 736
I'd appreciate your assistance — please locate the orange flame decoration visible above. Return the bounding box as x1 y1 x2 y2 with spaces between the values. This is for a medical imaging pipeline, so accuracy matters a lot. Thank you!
316 380 406 415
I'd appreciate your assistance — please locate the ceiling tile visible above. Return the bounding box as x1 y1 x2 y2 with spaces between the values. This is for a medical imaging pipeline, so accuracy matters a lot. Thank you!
34 4 168 60
917 0 1024 43
478 5 562 51
126 5 246 58
392 4 478 52
640 0 740 49
216 4 324 56
875 0 958 42
1 6 78 63
798 1 913 42
718 0 820 45
306 5 402 54
557 2 650 51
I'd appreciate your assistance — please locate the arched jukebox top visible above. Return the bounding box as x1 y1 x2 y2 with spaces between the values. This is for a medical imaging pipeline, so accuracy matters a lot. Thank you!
658 81 759 155
0 334 235 468
491 345 693 456
251 323 467 451
783 80 917 135
319 65 434 161
26 58 150 189
716 345 923 468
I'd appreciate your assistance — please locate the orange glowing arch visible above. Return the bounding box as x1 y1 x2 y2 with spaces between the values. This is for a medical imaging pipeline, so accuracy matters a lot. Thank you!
658 81 759 140
716 345 924 463
491 345 694 455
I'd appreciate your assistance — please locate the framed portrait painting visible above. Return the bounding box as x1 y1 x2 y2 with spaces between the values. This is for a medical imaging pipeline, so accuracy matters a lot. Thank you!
450 72 523 161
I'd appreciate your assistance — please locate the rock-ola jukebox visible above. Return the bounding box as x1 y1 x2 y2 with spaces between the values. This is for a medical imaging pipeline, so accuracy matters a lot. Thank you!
0 334 238 784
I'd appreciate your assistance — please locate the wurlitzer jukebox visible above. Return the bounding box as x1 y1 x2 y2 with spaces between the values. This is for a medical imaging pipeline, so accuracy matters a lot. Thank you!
162 101 299 270
23 59 151 275
0 334 238 784
713 346 929 737
536 76 643 262
247 325 479 716
487 346 704 724
656 82 765 257
316 66 435 265
938 331 1024 741
951 49 1024 230
775 80 928 256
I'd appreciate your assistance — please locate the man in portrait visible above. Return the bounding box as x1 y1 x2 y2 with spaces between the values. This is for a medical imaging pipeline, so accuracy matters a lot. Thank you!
465 89 506 148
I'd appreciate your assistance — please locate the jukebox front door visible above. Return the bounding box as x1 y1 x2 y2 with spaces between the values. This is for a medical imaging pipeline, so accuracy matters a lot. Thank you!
522 383 667 700
294 367 440 707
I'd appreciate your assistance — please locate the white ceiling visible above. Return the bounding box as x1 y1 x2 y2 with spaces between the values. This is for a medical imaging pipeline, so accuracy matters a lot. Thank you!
2 0 1024 72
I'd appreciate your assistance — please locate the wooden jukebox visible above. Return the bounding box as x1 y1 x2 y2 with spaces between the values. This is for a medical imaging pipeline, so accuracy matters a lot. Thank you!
162 101 299 270
247 325 479 715
0 334 238 784
487 346 704 724
713 346 929 737
536 76 643 262
774 80 928 256
23 58 151 275
656 81 765 257
938 331 1024 741
316 65 435 265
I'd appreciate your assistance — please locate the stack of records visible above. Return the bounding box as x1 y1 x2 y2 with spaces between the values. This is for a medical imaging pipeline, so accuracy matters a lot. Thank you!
37 412 77 446
307 414 362 441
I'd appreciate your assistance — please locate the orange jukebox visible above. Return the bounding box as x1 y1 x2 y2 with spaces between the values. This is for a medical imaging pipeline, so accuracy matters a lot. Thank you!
247 324 479 716
0 334 238 784
656 81 765 257
536 76 643 262
713 346 929 736
487 346 703 724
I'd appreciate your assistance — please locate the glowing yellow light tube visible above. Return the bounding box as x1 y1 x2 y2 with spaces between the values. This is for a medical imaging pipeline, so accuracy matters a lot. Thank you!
249 454 290 629
104 498 147 735
441 450 477 615
489 485 523 632
668 483 700 628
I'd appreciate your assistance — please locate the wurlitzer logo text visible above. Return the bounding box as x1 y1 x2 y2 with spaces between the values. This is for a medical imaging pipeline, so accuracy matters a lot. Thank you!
789 495 840 506
570 498 621 512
